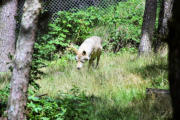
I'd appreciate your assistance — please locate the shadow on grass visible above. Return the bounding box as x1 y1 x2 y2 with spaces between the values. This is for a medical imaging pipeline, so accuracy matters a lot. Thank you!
136 63 167 79
0 89 172 120
88 95 172 120
131 57 168 88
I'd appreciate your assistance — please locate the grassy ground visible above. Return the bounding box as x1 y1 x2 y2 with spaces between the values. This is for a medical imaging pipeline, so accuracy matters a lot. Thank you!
36 52 171 120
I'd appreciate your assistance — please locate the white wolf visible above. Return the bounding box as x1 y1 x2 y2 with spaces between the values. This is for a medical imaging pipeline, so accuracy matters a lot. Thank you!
70 36 102 70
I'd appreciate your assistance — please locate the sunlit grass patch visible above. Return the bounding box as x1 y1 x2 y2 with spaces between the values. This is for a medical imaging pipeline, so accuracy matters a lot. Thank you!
38 53 145 96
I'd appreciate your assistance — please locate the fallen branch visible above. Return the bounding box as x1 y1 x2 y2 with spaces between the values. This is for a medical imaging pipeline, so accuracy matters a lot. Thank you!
36 93 48 98
146 88 169 95
146 88 170 100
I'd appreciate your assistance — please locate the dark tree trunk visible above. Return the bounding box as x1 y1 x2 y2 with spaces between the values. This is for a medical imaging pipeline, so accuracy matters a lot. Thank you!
167 0 180 119
0 0 17 72
155 0 173 53
7 0 41 119
139 0 157 56
158 0 173 40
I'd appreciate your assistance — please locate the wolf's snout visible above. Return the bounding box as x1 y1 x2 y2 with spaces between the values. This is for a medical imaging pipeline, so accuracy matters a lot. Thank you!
77 61 83 70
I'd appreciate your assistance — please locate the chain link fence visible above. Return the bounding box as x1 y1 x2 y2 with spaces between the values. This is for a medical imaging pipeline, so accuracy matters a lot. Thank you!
42 0 122 12
17 0 124 28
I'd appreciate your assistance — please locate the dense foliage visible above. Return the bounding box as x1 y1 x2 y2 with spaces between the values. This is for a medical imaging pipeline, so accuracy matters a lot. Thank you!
103 1 144 52
27 87 93 120
0 85 93 120
0 85 9 116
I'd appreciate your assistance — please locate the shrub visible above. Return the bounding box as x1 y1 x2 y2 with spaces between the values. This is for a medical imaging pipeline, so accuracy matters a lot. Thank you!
102 0 144 52
27 87 93 120
0 85 92 120
0 85 9 116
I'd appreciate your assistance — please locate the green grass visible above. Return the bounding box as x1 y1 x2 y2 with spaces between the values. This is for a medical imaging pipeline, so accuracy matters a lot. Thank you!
36 52 171 120
0 72 11 89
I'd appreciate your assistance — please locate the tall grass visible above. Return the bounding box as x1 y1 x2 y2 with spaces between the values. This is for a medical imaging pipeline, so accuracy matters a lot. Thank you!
0 72 11 89
36 52 171 120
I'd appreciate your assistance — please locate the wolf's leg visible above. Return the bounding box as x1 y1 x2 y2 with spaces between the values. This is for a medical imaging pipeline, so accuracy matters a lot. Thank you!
88 58 94 69
92 60 95 68
96 50 102 68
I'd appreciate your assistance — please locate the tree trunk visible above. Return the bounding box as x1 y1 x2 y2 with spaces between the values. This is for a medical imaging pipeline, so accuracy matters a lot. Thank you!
139 0 157 56
0 0 17 72
158 0 173 40
7 0 41 119
167 0 180 119
155 0 173 53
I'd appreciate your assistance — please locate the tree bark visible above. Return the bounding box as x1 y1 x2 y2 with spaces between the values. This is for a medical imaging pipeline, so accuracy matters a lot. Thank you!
7 0 41 120
167 0 180 119
155 0 173 53
0 0 17 72
139 0 157 56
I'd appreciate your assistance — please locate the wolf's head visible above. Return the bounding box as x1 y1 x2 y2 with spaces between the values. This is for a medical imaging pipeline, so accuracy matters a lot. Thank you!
75 51 90 70
68 44 89 70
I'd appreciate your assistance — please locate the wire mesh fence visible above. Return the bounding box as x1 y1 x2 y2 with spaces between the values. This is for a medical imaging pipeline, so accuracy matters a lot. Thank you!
42 0 122 12
17 0 124 26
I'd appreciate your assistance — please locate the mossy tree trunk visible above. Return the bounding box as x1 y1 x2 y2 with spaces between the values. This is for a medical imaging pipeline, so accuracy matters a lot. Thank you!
167 0 180 119
139 0 157 56
0 0 17 72
7 0 41 119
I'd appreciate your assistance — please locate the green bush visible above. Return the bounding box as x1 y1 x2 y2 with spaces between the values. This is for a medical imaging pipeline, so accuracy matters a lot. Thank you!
0 85 93 120
102 0 144 52
27 87 93 120
0 85 9 116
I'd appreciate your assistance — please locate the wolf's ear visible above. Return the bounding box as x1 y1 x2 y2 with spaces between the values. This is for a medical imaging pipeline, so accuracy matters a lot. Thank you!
68 43 78 55
82 51 86 56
